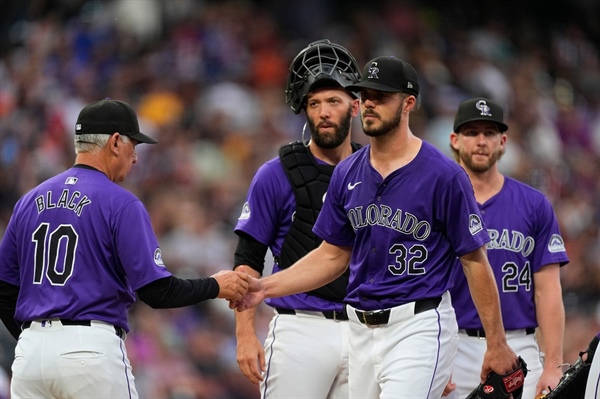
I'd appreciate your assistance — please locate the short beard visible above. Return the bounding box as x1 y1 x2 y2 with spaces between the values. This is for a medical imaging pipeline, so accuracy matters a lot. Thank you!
460 148 504 173
362 105 402 138
307 108 353 149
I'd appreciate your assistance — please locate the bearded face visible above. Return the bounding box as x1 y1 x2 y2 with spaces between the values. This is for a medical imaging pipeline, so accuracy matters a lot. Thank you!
458 143 505 173
361 105 402 138
307 107 353 149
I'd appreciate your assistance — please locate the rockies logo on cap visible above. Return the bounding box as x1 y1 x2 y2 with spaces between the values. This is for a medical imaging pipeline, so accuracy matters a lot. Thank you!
367 62 380 79
453 97 508 132
347 56 419 96
475 100 493 117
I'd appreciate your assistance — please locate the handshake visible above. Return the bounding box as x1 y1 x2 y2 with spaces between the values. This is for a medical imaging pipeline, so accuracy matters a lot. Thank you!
211 267 263 307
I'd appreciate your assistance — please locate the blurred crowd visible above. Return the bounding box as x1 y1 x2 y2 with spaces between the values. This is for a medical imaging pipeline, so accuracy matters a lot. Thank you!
0 0 599 398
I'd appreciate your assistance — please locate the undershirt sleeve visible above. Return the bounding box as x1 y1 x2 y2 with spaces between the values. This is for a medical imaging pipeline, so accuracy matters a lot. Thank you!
233 231 269 275
136 275 219 308
0 280 21 340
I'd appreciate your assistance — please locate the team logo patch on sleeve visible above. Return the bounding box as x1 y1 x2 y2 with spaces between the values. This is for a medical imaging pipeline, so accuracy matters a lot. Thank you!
468 214 484 235
238 202 251 220
548 234 566 253
154 248 165 267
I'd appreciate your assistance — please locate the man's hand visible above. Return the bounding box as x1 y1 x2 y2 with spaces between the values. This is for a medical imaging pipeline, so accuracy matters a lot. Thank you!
211 270 253 300
535 366 563 397
236 321 266 384
442 375 456 396
233 265 266 384
481 341 519 382
468 356 528 399
229 278 265 311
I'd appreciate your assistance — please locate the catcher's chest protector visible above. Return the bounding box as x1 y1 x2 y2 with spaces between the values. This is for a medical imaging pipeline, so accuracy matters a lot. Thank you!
276 140 361 302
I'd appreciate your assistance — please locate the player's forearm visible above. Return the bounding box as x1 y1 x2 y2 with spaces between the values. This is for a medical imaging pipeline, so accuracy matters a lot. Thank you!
537 304 564 370
469 277 506 345
234 266 261 337
535 266 565 368
262 242 351 299
461 249 507 345
235 305 259 336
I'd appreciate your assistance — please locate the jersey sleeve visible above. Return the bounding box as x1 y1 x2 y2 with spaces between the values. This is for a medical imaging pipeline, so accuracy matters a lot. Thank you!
312 165 355 247
234 160 289 247
440 170 490 256
0 208 20 285
113 200 172 291
532 195 569 270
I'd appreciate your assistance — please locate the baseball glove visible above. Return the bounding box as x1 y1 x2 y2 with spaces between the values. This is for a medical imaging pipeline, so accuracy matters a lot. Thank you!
538 334 598 399
465 356 528 399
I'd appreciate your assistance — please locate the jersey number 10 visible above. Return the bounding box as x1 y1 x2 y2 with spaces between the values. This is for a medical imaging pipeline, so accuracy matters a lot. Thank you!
32 223 78 285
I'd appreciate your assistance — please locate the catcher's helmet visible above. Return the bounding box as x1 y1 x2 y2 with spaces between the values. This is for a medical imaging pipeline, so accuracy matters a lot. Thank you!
285 39 361 114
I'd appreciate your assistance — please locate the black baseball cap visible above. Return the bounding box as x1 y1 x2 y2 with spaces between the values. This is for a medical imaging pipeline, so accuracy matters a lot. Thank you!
346 56 419 96
75 99 158 144
453 97 508 132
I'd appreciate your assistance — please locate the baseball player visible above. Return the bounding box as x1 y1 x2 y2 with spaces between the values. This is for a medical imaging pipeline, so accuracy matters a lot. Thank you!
232 56 518 398
233 39 361 398
0 99 253 398
444 97 569 398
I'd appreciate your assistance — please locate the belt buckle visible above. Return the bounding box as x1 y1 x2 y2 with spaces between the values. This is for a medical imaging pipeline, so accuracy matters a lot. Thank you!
41 319 53 328
361 309 387 327
332 309 344 321
473 329 486 340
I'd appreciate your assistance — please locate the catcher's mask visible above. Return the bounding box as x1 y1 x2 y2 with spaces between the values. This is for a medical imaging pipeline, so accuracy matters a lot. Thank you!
285 39 361 114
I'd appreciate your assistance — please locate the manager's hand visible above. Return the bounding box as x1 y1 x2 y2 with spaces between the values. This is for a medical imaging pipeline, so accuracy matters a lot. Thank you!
212 270 252 300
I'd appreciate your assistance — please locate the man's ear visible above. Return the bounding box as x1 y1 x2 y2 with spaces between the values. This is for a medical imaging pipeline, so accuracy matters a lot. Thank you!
449 132 459 150
109 132 120 153
404 94 418 111
499 133 508 148
351 97 360 117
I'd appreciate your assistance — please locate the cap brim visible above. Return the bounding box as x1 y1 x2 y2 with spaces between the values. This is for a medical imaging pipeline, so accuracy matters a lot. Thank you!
455 118 508 133
346 81 401 93
129 132 158 144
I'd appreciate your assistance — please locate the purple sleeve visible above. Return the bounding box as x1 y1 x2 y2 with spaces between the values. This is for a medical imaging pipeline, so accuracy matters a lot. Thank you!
114 200 172 292
312 165 355 247
438 169 489 256
234 158 294 254
531 195 569 270
0 210 19 285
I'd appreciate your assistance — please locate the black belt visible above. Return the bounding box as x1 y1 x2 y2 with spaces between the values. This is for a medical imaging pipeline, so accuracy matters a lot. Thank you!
22 320 126 339
275 307 349 321
463 328 535 338
354 297 442 327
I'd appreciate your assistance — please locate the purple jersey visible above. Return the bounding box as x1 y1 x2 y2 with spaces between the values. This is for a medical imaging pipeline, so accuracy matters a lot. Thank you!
235 156 346 312
314 141 489 310
450 177 569 330
0 166 172 331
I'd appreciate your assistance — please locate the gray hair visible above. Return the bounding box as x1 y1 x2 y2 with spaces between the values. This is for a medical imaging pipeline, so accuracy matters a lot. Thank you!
74 133 132 154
